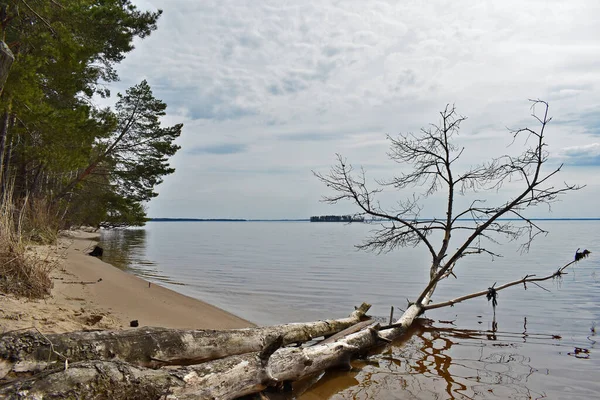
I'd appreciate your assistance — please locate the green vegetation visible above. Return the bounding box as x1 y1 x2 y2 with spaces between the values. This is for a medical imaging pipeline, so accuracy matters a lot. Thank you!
0 1 181 296
0 0 181 229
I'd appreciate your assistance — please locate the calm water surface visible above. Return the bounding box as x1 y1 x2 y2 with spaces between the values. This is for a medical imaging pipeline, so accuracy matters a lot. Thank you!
100 221 600 399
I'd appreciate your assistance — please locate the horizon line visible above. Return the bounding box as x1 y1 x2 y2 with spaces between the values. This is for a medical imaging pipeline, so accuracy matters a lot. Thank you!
149 217 600 222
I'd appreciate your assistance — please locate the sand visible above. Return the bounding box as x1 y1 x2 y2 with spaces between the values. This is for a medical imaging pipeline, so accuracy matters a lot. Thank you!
0 231 254 334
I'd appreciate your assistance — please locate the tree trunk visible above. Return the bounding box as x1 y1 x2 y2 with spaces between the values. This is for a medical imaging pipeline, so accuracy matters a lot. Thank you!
53 160 99 201
1 124 14 194
0 302 427 399
0 303 371 380
1 345 364 399
0 41 13 95
29 163 44 196
0 41 13 191
0 105 11 191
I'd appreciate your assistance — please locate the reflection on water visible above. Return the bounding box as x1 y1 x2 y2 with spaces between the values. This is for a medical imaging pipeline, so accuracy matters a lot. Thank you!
99 229 184 286
303 317 597 399
97 222 600 398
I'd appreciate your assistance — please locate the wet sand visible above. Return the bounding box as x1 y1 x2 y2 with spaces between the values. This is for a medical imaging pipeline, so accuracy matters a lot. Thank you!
0 231 253 334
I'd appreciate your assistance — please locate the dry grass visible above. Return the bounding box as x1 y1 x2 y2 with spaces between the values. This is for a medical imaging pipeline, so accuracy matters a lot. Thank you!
21 197 60 245
0 247 54 298
0 191 56 299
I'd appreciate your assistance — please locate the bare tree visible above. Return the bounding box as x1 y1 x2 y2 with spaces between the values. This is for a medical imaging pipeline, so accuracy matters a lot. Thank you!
314 100 583 311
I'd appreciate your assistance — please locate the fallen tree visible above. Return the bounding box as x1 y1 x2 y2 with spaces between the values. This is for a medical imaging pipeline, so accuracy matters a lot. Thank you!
0 303 371 379
0 101 590 399
0 301 426 399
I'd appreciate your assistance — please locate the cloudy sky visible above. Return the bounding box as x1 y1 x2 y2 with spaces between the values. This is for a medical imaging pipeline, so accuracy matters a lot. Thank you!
107 0 600 219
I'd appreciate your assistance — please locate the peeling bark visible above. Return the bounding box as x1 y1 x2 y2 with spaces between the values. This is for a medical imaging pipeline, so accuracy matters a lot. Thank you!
0 303 371 380
0 336 373 399
0 302 426 399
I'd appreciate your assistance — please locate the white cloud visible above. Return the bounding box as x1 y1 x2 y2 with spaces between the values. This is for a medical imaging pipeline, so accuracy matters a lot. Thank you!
109 0 600 218
562 143 600 157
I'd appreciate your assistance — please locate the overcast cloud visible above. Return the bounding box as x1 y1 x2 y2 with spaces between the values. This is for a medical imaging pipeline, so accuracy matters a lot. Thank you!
106 0 600 219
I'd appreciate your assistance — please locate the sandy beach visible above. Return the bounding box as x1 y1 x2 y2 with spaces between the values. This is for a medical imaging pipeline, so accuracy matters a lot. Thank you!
0 231 254 334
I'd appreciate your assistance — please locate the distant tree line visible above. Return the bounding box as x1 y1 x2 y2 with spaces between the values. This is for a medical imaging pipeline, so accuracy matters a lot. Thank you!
310 215 365 222
0 0 181 230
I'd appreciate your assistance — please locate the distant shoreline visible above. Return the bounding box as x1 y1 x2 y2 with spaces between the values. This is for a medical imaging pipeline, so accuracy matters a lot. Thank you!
149 218 309 222
149 218 600 222
150 218 250 222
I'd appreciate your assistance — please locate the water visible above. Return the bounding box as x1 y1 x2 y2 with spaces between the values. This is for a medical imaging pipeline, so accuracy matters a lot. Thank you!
99 221 600 399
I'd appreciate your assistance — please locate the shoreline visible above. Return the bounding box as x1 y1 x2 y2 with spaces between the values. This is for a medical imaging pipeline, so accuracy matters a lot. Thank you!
0 231 254 334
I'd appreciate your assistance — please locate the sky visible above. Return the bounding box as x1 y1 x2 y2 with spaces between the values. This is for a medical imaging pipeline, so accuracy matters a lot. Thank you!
104 0 600 219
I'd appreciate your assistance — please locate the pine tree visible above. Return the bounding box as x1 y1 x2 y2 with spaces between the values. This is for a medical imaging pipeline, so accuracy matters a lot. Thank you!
61 81 183 227
0 1 177 228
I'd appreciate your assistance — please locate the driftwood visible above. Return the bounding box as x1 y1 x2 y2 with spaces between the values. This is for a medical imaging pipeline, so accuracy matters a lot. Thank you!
0 301 427 399
0 303 371 380
315 319 375 346
0 302 425 399
88 245 103 257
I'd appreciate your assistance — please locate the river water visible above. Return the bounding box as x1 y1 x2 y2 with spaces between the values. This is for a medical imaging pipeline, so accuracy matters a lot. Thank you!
99 220 600 399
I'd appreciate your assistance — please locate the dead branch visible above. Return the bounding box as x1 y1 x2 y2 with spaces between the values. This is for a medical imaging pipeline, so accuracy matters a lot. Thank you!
415 100 582 304
423 259 579 311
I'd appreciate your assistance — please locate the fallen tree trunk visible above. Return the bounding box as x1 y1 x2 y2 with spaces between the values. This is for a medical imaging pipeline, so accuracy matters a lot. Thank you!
0 326 388 399
0 303 371 380
0 302 426 399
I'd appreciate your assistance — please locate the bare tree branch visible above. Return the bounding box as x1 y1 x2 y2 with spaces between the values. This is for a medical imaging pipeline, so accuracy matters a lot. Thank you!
313 155 438 258
423 257 581 311
315 100 583 311
415 100 583 304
